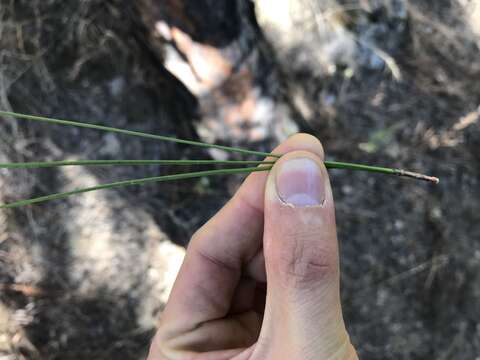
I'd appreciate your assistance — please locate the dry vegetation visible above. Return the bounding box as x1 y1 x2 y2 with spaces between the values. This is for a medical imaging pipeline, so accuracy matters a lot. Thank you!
0 0 479 359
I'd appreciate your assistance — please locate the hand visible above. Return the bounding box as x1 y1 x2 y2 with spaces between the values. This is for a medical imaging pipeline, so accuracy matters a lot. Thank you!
148 134 358 360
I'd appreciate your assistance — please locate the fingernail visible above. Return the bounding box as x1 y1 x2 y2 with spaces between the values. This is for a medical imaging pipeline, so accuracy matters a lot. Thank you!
276 157 325 207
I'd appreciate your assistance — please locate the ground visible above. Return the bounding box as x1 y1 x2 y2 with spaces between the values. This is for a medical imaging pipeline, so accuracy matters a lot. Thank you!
0 1 479 359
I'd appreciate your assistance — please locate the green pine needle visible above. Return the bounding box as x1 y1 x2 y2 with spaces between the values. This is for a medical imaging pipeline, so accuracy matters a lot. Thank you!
0 159 276 169
323 161 439 184
0 166 272 209
0 111 280 158
0 110 439 209
0 159 440 183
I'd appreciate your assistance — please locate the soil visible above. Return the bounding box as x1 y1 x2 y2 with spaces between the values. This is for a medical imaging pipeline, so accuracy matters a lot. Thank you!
0 1 479 359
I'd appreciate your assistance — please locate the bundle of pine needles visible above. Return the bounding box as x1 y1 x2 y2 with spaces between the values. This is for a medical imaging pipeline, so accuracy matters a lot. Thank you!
0 111 439 209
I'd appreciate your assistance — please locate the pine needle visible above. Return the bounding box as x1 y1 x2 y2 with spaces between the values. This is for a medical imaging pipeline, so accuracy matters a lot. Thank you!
0 111 281 158
0 166 272 209
0 159 276 169
0 159 439 183
324 161 440 184
0 111 440 189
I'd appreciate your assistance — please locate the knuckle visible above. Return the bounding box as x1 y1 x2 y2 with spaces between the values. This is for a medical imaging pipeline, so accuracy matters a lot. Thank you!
189 225 208 248
275 230 338 289
149 326 196 360
190 226 204 243
148 332 175 360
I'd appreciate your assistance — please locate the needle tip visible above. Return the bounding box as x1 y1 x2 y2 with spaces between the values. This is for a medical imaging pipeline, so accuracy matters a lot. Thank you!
397 170 440 184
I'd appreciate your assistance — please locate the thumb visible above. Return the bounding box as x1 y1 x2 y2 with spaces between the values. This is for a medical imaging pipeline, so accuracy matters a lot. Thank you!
256 150 356 359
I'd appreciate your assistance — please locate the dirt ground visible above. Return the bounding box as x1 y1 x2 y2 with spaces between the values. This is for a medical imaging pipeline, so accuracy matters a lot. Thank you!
0 1 479 359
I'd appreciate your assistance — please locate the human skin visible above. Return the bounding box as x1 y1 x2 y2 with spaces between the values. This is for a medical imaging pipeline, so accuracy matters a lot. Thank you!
148 134 358 360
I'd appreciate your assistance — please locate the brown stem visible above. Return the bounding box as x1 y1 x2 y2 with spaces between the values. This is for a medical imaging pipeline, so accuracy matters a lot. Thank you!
396 169 440 184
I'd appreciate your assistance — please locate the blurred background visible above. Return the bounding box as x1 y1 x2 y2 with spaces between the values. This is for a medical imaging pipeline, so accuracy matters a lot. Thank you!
0 0 479 359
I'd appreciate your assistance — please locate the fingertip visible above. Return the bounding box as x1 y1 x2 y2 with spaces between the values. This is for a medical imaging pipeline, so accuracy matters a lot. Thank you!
237 134 325 212
278 133 325 161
